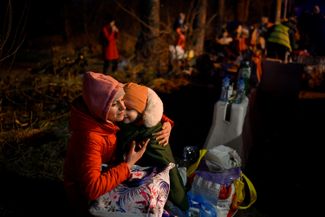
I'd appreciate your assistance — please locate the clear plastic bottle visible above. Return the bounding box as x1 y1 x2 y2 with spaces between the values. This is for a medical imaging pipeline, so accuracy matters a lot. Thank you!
220 76 230 102
228 82 233 101
238 61 251 94
235 78 245 104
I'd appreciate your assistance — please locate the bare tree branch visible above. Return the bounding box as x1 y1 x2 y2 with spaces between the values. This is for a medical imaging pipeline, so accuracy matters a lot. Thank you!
0 0 12 52
0 0 29 73
113 0 153 31
206 13 217 26
113 0 171 36
7 1 28 54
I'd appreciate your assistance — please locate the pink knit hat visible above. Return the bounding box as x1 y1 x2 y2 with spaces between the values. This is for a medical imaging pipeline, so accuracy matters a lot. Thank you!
82 71 125 122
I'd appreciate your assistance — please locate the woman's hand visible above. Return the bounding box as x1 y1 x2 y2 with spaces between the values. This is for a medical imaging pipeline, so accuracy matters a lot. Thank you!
153 121 171 147
125 139 149 169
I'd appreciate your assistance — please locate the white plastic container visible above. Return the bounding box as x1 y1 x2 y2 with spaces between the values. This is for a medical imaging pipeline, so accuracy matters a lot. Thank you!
204 96 249 157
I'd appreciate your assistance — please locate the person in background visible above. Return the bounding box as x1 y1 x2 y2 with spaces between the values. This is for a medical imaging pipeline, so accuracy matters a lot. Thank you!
116 82 189 212
266 21 292 62
63 72 171 216
259 16 273 38
284 16 300 50
250 16 273 56
234 24 250 56
250 16 273 82
216 28 233 46
176 24 187 52
309 4 325 56
101 16 119 74
170 12 188 62
173 12 186 31
169 12 188 71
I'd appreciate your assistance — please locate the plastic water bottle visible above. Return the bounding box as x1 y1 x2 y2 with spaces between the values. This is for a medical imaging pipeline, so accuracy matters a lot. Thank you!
235 78 245 104
187 191 218 217
228 82 234 101
220 76 230 102
238 61 251 94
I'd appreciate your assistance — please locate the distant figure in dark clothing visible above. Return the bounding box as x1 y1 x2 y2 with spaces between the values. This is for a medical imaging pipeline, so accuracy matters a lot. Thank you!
297 5 325 56
173 12 186 31
259 16 273 37
309 5 325 56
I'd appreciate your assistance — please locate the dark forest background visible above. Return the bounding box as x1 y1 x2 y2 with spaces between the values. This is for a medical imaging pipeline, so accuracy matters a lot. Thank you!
0 1 325 216
1 0 323 74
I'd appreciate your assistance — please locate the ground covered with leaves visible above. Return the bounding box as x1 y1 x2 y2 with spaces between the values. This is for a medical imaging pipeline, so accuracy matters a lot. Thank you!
0 47 192 182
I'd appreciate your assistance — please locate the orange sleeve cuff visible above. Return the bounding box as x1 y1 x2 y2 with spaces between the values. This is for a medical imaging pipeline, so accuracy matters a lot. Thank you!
162 114 174 128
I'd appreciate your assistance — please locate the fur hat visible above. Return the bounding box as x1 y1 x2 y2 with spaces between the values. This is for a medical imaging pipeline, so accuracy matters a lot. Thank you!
143 88 164 127
124 82 163 127
82 71 124 122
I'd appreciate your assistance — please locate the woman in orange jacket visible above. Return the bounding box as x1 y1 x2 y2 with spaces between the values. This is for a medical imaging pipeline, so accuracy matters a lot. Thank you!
63 72 173 216
63 72 149 216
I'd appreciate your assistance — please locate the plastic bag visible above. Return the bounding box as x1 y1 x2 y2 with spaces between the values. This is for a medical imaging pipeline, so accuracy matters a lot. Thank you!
204 145 241 172
188 169 256 217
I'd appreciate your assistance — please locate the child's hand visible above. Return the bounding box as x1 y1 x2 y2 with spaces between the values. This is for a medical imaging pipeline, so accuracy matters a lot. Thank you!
153 122 171 147
125 139 149 169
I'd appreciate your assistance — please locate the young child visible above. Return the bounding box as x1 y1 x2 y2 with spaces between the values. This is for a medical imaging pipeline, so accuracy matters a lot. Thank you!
117 82 189 211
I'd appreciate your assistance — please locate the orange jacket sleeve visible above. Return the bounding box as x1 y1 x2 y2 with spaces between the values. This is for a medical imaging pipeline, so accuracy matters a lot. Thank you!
75 133 130 201
162 114 174 128
64 103 131 207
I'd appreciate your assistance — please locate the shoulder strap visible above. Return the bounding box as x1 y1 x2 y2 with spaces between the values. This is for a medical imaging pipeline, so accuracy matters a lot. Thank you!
187 149 207 177
238 173 257 209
